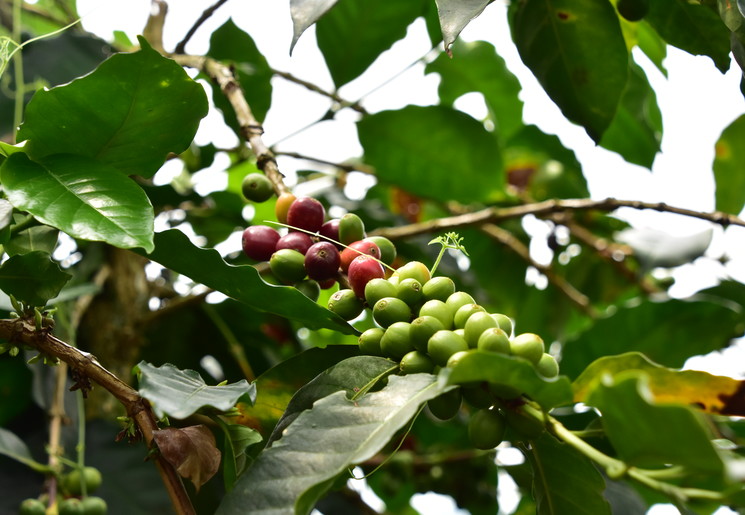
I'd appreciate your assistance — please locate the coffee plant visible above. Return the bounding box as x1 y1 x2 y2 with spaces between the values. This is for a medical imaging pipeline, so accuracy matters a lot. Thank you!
2 1 745 514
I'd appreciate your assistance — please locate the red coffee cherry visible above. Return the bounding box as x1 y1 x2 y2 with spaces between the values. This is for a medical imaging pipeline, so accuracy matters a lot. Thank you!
287 196 325 233
276 231 313 255
348 254 385 298
242 225 280 261
304 241 341 281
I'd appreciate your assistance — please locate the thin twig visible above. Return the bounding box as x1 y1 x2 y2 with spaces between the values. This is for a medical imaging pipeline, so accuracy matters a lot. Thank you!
273 150 376 175
272 69 368 114
174 0 229 54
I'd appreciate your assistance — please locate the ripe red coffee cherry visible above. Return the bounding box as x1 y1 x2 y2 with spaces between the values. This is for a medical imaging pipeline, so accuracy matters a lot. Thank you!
275 231 313 255
304 241 341 281
319 219 342 248
340 239 381 272
348 255 385 298
287 196 325 233
242 225 280 261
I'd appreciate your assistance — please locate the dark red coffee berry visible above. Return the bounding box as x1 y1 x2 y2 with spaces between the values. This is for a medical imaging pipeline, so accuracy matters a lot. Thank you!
287 197 325 233
304 241 341 281
276 231 313 255
319 219 342 248
340 239 381 272
242 225 280 261
348 254 385 298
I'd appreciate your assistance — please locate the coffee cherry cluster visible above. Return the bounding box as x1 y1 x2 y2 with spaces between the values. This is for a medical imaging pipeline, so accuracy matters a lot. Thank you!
19 466 107 514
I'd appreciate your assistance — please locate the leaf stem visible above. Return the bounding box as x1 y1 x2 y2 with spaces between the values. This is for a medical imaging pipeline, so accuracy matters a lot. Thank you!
12 0 23 143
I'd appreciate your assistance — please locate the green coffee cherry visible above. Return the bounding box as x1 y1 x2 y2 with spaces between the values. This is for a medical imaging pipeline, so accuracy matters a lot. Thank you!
58 498 83 515
536 353 559 378
64 466 102 496
400 350 435 374
373 297 411 327
394 261 430 285
270 249 307 284
446 350 471 368
396 278 423 307
428 387 462 420
359 327 385 356
241 173 274 202
510 333 545 365
464 311 499 347
504 408 545 441
338 213 366 245
295 279 321 302
461 382 494 409
410 315 445 352
380 322 413 359
468 408 507 450
453 303 485 329
491 313 513 335
428 330 468 366
366 236 396 265
419 299 453 329
422 276 455 302
80 496 108 515
477 328 511 354
19 499 46 515
364 278 397 307
616 0 649 21
328 289 364 320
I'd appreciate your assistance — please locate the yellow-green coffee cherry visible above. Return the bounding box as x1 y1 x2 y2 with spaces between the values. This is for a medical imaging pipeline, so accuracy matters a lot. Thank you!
359 327 385 356
510 333 545 365
380 322 413 359
400 350 435 374
468 408 507 450
373 297 411 327
422 276 455 302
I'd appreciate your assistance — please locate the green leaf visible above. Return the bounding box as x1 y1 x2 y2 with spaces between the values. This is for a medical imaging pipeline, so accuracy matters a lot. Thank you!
358 105 504 203
267 355 397 445
0 251 71 306
435 0 491 52
0 153 155 252
510 0 628 141
714 114 745 214
560 297 742 379
290 0 339 53
4 224 58 256
645 0 731 73
0 427 45 471
599 60 662 168
573 352 745 416
523 433 611 515
426 39 524 139
141 230 356 334
17 38 208 178
218 419 263 492
135 361 256 420
208 19 273 126
585 373 724 473
216 373 445 515
316 0 425 87
445 350 574 409
636 21 668 76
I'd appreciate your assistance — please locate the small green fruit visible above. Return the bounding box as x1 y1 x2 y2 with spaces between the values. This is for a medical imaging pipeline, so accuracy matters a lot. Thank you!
468 408 507 450
359 327 385 356
364 278 397 307
410 315 445 352
464 311 498 347
461 382 494 409
446 350 471 368
64 466 102 496
421 276 455 302
366 236 397 265
295 279 321 302
428 330 468 366
270 249 307 284
58 497 83 515
80 496 108 515
380 322 413 359
338 213 366 245
328 289 364 320
445 291 476 316
18 498 46 515
536 353 559 378
453 303 485 329
394 261 430 285
396 278 423 307
428 387 462 420
418 299 453 329
373 297 411 327
400 350 435 374
241 173 274 202
510 333 545 365
477 328 511 354
504 408 545 441
616 0 649 21
491 313 513 335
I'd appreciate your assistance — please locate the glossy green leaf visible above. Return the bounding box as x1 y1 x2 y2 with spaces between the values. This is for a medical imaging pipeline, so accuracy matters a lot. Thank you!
435 0 491 51
523 433 611 515
645 0 731 73
426 39 524 139
208 19 273 126
0 251 71 306
585 373 724 473
135 361 256 420
0 427 40 470
219 419 263 491
316 0 425 87
0 153 155 252
510 0 628 141
290 0 339 53
599 60 662 168
714 114 745 214
573 352 745 416
636 21 668 76
17 38 208 178
4 225 58 256
217 374 444 515
445 350 573 409
141 230 356 334
560 297 742 378
358 105 504 203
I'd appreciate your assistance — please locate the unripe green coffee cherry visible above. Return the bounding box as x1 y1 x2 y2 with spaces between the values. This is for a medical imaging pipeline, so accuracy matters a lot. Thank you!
464 311 499 348
269 249 307 284
394 261 430 285
445 291 476 315
19 499 46 515
536 353 559 378
428 387 462 420
295 279 321 302
400 350 435 374
468 408 507 450
428 330 468 366
446 349 471 368
422 276 455 302
64 466 102 496
359 327 385 356
510 333 545 365
410 315 445 352
241 172 274 202
364 278 397 307
491 313 513 335
419 299 453 329
338 213 366 245
80 496 108 515
58 498 83 515
380 322 413 359
366 236 397 265
373 297 411 327
462 382 494 409
396 278 423 307
477 328 511 354
616 0 649 21
504 408 545 441
453 303 485 329
328 289 364 320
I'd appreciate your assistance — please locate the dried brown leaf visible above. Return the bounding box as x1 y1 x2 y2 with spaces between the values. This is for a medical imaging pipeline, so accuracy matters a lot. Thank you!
153 425 221 491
